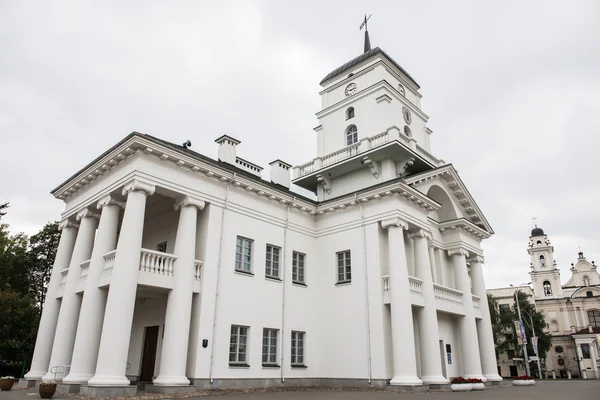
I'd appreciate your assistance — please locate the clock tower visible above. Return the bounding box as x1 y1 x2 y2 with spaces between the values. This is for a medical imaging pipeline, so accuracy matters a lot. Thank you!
528 226 563 299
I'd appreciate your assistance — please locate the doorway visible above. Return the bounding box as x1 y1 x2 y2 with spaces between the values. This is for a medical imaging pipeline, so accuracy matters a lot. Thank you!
140 325 160 382
509 365 518 377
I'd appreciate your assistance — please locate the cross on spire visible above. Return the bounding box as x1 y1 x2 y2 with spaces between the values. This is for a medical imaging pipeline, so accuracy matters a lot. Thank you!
359 14 372 53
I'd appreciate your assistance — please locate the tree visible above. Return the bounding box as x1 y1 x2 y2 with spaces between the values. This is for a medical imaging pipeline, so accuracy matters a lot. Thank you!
0 290 38 376
28 221 60 312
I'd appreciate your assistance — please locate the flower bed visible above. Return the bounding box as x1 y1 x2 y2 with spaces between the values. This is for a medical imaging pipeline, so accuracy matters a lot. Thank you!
450 377 484 391
512 375 535 386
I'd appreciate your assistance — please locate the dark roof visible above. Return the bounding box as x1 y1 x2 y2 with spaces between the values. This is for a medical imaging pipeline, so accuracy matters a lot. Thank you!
531 227 545 237
320 47 420 88
573 327 600 335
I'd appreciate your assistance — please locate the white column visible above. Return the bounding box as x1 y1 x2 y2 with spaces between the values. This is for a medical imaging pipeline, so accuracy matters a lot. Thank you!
576 344 587 379
64 196 123 384
154 196 205 386
449 248 484 380
427 243 437 284
381 218 422 386
409 230 447 384
469 256 503 382
88 180 155 386
590 343 599 379
42 210 99 381
24 221 78 380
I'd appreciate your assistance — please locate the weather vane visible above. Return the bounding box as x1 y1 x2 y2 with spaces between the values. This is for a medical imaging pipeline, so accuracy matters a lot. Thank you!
531 216 538 227
359 14 372 32
359 14 372 53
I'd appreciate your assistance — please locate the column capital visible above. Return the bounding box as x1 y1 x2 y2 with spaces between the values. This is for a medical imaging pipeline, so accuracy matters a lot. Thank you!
407 229 432 241
97 195 125 210
380 217 408 230
468 255 485 264
122 179 156 197
76 208 100 221
174 195 206 211
59 219 79 231
448 247 470 258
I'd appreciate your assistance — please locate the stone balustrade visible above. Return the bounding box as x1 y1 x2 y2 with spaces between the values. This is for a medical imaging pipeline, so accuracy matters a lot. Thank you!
433 284 464 304
139 249 177 276
472 294 481 308
194 260 203 281
102 250 117 276
79 260 91 280
408 276 423 295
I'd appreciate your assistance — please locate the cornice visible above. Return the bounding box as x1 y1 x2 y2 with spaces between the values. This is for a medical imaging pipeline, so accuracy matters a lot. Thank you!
438 218 491 240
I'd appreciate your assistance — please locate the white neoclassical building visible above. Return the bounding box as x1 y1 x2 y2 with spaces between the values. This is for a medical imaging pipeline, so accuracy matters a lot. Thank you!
24 38 501 396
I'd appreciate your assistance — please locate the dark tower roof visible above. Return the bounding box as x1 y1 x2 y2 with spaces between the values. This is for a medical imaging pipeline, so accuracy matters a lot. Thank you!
531 226 545 237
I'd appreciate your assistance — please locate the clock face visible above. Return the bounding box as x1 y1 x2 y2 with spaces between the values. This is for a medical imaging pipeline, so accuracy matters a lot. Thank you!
345 83 357 97
402 106 412 125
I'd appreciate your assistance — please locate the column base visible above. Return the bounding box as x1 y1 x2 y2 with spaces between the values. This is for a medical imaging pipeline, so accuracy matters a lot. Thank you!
390 376 423 386
63 373 94 384
152 375 191 386
87 375 130 386
483 373 503 382
18 379 37 389
24 370 46 380
42 371 65 382
420 375 449 385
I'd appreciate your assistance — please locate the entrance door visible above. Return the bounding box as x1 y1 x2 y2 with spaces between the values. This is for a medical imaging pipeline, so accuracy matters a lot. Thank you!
140 326 159 382
509 365 518 377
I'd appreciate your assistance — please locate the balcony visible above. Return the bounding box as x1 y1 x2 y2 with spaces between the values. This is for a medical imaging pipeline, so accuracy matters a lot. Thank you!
382 275 424 306
292 126 440 192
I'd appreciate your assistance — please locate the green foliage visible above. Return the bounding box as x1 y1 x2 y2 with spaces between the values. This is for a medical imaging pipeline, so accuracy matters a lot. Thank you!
28 222 60 311
0 290 38 376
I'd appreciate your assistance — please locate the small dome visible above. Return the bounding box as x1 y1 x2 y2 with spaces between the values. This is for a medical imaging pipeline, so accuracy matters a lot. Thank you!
531 226 545 237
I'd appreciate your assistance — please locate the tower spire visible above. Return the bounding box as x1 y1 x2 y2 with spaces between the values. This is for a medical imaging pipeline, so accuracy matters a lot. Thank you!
359 14 372 53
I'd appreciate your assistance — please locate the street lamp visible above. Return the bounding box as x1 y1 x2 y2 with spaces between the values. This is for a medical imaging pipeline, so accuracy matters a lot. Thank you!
510 283 532 377
520 309 543 379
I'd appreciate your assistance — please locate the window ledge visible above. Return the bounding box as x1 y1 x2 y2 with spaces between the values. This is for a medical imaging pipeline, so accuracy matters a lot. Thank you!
229 363 250 368
235 269 254 277
291 365 308 369
262 364 280 369
293 281 307 287
265 276 282 282
335 281 352 286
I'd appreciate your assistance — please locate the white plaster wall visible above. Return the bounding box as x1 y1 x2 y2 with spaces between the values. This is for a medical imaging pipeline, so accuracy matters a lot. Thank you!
437 312 463 378
127 297 167 379
141 203 178 253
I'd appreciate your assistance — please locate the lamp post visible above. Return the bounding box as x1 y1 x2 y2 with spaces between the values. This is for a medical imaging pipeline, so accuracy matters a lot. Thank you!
521 309 543 378
510 283 531 377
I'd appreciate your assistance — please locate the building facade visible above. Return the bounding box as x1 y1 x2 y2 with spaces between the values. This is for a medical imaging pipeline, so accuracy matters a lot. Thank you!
488 227 600 379
24 40 501 394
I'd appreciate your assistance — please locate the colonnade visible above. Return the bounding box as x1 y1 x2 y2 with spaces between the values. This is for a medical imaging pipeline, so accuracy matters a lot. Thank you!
380 217 502 384
26 178 205 387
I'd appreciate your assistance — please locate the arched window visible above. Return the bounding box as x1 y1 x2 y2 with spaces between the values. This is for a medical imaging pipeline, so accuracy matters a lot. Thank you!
586 291 593 298
555 345 564 353
537 240 542 245
398 84 405 96
404 125 412 137
543 281 552 296
583 275 590 286
346 125 358 146
540 255 546 267
346 107 355 120
588 310 600 327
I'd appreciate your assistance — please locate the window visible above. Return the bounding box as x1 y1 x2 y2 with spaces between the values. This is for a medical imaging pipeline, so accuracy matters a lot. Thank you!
262 328 278 366
583 276 590 286
537 240 542 245
292 251 306 284
235 237 253 272
336 250 352 283
543 281 552 296
507 350 515 359
404 125 412 137
581 344 591 359
265 244 280 279
346 107 355 120
540 255 546 267
588 310 600 328
346 125 358 145
499 304 510 314
587 291 594 298
555 345 564 353
156 241 167 253
551 320 559 332
398 84 405 96
229 325 249 365
291 331 305 366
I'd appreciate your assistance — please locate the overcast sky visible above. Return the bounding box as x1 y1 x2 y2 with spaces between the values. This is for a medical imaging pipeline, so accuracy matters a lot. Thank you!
1 0 599 288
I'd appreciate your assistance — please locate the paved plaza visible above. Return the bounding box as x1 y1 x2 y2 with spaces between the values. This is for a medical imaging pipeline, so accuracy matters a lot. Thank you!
1 380 600 400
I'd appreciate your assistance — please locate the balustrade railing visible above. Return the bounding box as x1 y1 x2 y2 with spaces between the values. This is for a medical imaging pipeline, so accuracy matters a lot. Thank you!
416 144 438 165
433 284 463 304
80 259 91 280
472 294 481 308
60 268 69 285
408 276 423 295
369 131 389 147
139 249 177 276
102 250 116 276
194 260 203 281
382 275 390 295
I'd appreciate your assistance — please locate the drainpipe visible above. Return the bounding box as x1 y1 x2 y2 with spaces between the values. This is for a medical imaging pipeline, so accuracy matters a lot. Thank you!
358 194 373 384
209 173 234 383
280 198 293 383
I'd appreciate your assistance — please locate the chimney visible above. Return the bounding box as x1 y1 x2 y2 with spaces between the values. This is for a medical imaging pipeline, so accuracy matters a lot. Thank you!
269 160 292 189
215 135 240 165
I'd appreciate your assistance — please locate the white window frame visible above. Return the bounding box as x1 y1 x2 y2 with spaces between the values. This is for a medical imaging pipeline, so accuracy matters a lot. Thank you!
262 328 279 366
346 125 358 146
336 250 352 283
265 244 281 279
292 251 306 284
235 236 253 273
229 325 249 365
291 331 305 367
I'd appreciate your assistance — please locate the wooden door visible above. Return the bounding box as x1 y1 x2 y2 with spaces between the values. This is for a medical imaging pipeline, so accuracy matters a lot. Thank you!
140 326 159 382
